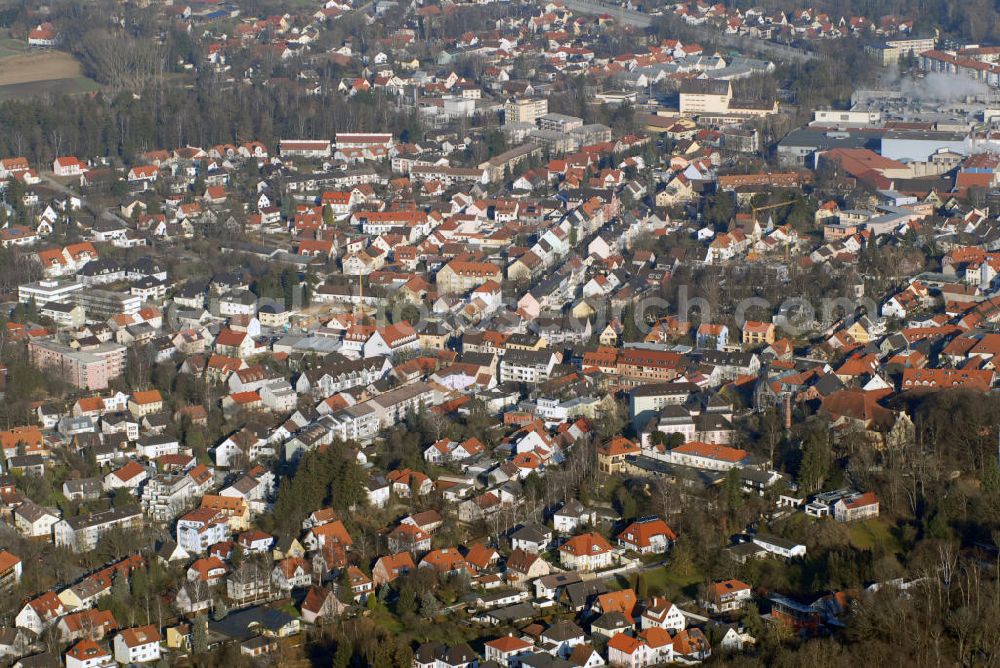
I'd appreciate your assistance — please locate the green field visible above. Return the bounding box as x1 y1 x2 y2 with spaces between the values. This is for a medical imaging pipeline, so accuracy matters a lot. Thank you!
616 565 703 600
646 566 703 598
0 38 27 59
848 518 902 553
0 75 101 100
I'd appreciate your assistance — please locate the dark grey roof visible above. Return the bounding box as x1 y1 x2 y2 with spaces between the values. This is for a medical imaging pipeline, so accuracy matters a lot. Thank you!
813 373 845 396
777 128 875 152
176 282 207 298
156 539 183 559
555 499 588 518
563 580 607 608
15 500 58 522
591 611 631 631
482 602 534 623
63 478 103 495
12 652 59 668
541 620 584 642
415 642 446 664
694 412 732 431
129 257 164 274
519 653 575 668
208 606 296 642
461 351 496 367
511 523 551 543
630 381 700 398
536 572 582 590
503 348 556 366
138 434 178 447
40 301 78 313
366 475 389 491
221 290 258 305
754 532 802 550
63 505 141 530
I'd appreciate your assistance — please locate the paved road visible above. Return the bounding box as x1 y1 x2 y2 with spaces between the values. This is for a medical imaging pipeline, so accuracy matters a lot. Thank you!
559 0 815 62
561 0 653 26
40 174 79 200
41 173 133 226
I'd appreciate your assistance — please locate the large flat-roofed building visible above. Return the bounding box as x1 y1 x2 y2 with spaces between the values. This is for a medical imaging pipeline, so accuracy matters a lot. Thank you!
279 140 332 158
776 128 877 167
28 339 126 390
813 109 882 125
504 97 548 125
528 129 576 153
879 130 969 162
537 113 584 133
18 279 83 305
480 144 544 183
865 37 937 66
680 79 778 121
75 288 142 322
53 506 143 552
571 123 613 146
679 79 732 115
334 133 394 150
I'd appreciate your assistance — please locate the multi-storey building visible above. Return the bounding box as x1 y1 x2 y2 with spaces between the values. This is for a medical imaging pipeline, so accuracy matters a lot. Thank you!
616 349 684 388
28 339 126 391
18 278 83 305
75 289 141 321
53 507 143 552
435 259 503 295
113 626 161 665
141 473 196 523
537 113 584 133
499 349 559 385
176 507 230 554
503 97 548 125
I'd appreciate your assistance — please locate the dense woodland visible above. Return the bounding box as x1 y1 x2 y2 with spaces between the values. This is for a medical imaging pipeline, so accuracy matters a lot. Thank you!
0 85 426 167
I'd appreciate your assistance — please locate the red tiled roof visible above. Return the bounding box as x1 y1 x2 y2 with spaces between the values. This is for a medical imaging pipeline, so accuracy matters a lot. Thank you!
671 441 748 462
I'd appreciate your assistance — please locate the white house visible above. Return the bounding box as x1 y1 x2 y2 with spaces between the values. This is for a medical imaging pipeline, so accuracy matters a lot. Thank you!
53 156 85 177
15 592 66 634
641 596 686 632
751 533 807 559
13 500 60 539
510 523 553 554
553 500 597 534
65 639 115 668
702 579 752 613
539 620 586 658
176 508 230 554
616 518 676 555
484 636 534 665
558 533 614 572
113 625 161 665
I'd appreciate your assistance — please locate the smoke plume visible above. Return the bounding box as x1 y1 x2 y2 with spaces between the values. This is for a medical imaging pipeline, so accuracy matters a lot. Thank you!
902 72 992 100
